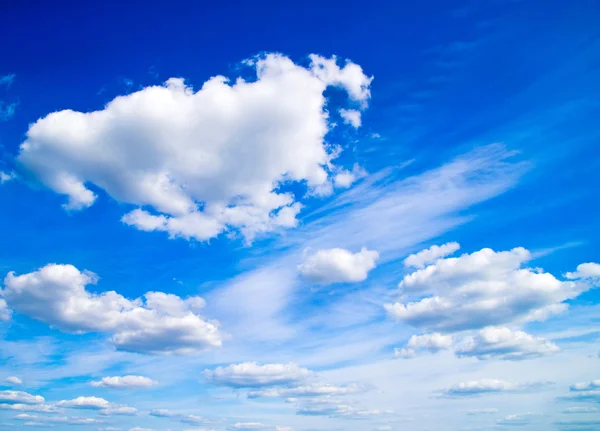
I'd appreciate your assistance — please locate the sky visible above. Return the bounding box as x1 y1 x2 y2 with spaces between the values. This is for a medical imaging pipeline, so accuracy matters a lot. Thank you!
0 1 600 430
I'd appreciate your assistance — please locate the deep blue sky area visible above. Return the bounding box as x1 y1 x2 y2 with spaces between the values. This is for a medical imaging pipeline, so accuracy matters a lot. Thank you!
0 2 599 431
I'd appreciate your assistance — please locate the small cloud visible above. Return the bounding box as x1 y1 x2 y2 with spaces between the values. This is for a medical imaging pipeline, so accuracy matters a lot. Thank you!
0 74 15 87
2 376 22 385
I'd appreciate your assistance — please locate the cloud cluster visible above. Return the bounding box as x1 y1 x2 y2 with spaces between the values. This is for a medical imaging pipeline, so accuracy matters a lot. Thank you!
0 390 44 404
2 264 222 354
386 246 594 332
17 54 372 242
298 247 379 284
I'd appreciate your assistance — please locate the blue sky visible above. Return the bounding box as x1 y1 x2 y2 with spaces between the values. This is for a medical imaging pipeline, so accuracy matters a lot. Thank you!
1 1 599 430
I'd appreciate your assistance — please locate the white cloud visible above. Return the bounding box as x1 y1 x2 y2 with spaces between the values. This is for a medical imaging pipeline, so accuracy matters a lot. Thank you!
2 264 222 354
56 396 111 409
403 242 460 268
0 403 57 412
298 247 379 284
394 333 452 358
570 379 600 391
204 362 311 388
456 326 559 360
2 376 22 385
0 171 15 184
149 409 175 417
439 379 549 397
90 375 157 389
0 390 44 404
0 298 10 321
333 164 367 189
100 406 138 416
248 383 365 398
565 262 600 279
15 414 104 425
497 412 537 426
295 398 391 419
17 54 372 243
385 247 594 332
339 108 361 128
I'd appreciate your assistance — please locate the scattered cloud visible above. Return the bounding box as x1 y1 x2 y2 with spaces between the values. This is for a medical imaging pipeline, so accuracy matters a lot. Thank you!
0 390 44 404
466 408 498 415
562 406 598 414
403 242 460 268
456 327 559 360
2 376 22 385
298 247 379 284
204 362 311 388
2 264 222 354
91 375 157 389
0 171 15 184
439 379 550 397
248 383 366 399
565 263 600 280
339 108 361 128
394 333 452 358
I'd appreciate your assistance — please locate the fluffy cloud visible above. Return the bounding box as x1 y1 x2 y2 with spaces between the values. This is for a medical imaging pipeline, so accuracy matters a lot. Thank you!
298 247 379 284
403 242 460 268
247 383 365 399
456 326 559 360
394 333 452 358
2 376 22 385
17 54 372 242
2 264 222 354
385 247 594 332
565 262 600 280
0 390 44 404
570 379 600 391
91 375 157 389
56 396 111 409
204 362 311 388
339 108 361 128
333 164 366 189
439 379 549 397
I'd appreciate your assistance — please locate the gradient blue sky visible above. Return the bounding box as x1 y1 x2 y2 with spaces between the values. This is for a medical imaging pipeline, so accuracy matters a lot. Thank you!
1 1 599 431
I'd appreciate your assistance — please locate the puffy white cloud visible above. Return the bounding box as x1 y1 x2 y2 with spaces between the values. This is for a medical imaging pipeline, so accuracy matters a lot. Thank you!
565 262 600 279
2 376 22 385
0 390 44 404
333 164 366 189
91 375 157 389
385 247 594 332
205 362 311 388
339 108 361 128
439 379 549 397
403 242 460 268
456 326 559 360
298 247 379 284
247 383 365 399
2 264 222 355
394 333 452 358
17 54 372 242
56 396 111 409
